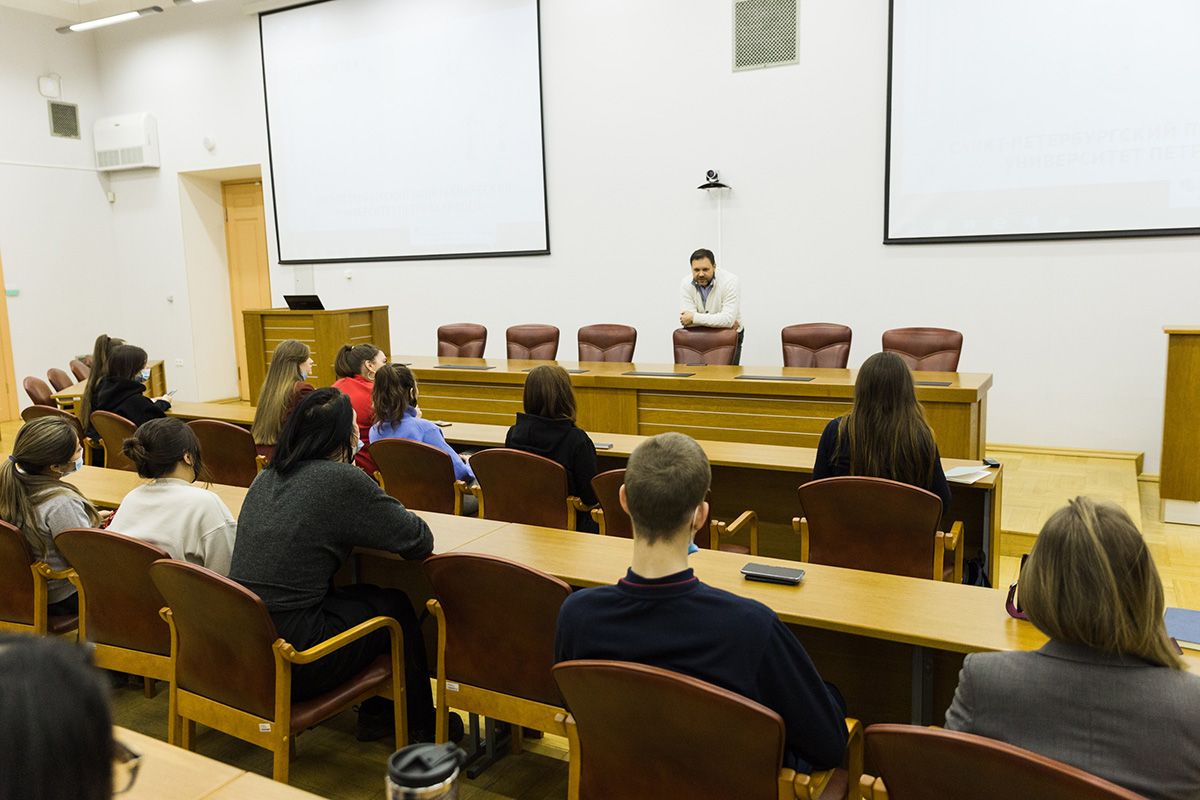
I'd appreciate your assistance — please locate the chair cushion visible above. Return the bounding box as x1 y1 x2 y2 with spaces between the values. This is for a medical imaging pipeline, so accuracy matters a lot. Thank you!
291 654 393 732
48 614 79 635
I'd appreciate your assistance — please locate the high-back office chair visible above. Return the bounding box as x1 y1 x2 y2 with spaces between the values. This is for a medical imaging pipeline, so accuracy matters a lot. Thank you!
89 411 137 472
553 660 863 800
69 359 91 382
46 368 74 392
437 323 488 358
672 327 738 366
577 324 637 363
861 724 1146 800
149 559 406 784
469 448 589 529
795 477 962 583
782 324 852 369
369 438 469 515
187 419 260 488
0 520 78 636
23 376 55 407
506 325 560 360
881 327 963 372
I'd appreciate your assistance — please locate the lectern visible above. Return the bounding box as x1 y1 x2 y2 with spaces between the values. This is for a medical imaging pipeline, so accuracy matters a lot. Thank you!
242 306 389 405
1162 327 1200 525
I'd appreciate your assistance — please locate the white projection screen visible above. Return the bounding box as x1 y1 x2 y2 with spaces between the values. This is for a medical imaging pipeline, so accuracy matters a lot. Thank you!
260 0 548 262
886 0 1200 243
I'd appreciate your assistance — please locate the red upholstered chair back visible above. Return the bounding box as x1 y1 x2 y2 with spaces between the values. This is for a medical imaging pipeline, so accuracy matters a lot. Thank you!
369 437 457 514
471 448 570 528
882 327 963 371
798 477 942 579
781 324 852 369
21 404 85 442
56 528 171 656
424 553 571 705
46 368 74 392
554 660 786 800
149 560 280 720
506 325 560 360
672 327 738 366
865 724 1148 800
0 520 38 627
90 411 137 472
187 419 259 488
437 323 488 358
590 469 632 539
23 376 55 407
577 324 637 363
69 359 91 382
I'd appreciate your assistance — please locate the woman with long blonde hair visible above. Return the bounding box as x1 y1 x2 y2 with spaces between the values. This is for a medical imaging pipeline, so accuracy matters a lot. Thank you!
250 339 314 458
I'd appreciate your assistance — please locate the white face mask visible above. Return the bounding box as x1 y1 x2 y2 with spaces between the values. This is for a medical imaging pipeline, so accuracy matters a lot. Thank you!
350 438 362 459
138 368 151 383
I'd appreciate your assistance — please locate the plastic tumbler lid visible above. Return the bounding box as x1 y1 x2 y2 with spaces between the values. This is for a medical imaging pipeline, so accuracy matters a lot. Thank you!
388 742 465 788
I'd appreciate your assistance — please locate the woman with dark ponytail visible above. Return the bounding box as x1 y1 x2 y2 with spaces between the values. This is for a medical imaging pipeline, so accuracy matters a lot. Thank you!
331 342 385 475
80 333 125 446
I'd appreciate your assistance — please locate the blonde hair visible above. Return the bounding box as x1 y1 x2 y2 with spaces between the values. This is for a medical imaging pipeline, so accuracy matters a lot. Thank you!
251 340 310 446
0 418 100 557
1022 496 1180 669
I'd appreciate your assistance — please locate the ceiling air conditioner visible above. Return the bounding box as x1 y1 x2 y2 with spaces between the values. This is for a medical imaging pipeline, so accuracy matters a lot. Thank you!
94 112 160 172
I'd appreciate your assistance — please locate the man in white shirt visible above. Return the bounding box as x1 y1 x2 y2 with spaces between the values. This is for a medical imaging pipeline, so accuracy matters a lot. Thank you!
679 248 744 364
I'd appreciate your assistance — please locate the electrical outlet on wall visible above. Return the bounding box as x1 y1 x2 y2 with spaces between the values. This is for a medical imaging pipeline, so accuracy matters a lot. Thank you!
174 359 184 367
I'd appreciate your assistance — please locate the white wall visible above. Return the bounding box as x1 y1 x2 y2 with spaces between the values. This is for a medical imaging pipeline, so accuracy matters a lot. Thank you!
4 0 1197 470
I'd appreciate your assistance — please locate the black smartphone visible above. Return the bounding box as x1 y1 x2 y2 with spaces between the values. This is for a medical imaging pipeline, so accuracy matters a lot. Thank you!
741 563 805 586
982 457 1000 468
434 420 452 428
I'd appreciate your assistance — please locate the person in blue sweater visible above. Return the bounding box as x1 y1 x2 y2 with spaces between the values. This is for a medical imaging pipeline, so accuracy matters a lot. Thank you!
554 432 849 773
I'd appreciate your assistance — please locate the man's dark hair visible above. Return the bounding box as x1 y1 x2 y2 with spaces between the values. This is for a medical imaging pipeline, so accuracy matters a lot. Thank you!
689 248 716 265
269 387 355 476
623 432 710 544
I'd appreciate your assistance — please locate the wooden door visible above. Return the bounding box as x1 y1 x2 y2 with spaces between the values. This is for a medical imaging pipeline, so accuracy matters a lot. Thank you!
222 181 272 401
0 248 19 423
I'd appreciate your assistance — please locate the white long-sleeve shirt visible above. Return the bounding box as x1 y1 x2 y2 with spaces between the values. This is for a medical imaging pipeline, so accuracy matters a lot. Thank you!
108 478 237 575
679 269 743 330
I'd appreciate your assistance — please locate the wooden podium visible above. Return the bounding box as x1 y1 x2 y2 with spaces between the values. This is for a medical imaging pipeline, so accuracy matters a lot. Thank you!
242 306 390 404
1162 327 1200 525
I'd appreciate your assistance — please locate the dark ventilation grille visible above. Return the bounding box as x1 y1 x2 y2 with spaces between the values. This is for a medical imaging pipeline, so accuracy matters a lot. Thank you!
48 101 80 138
733 0 798 72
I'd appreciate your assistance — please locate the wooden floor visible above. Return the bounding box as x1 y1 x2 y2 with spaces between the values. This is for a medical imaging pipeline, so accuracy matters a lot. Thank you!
5 415 1200 798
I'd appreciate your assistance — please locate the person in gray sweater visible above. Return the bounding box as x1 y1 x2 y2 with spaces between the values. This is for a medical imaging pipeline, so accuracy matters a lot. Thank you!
230 388 443 743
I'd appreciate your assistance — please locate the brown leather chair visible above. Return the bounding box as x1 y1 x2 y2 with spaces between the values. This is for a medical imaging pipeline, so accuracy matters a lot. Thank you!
553 660 863 800
577 324 637 363
0 520 77 636
437 323 488 358
46 368 74 392
369 438 469 515
187 419 260 488
782 324 852 369
469 448 590 529
506 324 560 360
424 553 571 767
673 327 739 366
881 327 963 372
21 404 85 443
149 560 406 784
861 724 1146 800
90 411 137 472
23 376 55 407
794 477 962 583
56 528 172 697
69 359 91 382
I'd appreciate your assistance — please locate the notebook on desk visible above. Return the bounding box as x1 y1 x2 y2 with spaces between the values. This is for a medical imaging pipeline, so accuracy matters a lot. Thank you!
1166 607 1200 651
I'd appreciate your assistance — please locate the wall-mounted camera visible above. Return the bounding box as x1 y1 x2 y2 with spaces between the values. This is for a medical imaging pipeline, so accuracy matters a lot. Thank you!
698 169 729 190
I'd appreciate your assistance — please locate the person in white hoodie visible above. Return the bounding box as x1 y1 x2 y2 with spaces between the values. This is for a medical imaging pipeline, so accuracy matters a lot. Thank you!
108 417 236 575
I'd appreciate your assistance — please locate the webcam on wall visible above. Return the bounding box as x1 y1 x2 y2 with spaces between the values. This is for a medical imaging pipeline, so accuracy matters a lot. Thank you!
698 169 729 190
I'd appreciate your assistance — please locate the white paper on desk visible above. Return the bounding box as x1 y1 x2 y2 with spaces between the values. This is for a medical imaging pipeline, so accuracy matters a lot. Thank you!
945 467 990 484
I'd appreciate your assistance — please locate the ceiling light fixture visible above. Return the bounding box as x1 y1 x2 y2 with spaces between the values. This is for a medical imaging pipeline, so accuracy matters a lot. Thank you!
57 6 163 34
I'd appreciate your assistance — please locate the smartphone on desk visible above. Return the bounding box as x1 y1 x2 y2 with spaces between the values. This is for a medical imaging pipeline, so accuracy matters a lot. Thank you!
741 563 805 586
434 420 452 427
595 443 614 450
167 389 177 397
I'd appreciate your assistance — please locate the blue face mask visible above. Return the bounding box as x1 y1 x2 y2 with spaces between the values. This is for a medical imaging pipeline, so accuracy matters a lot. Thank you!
138 368 151 383
60 456 83 476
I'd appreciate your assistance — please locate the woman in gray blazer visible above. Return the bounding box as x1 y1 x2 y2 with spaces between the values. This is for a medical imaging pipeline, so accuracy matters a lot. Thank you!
945 497 1200 800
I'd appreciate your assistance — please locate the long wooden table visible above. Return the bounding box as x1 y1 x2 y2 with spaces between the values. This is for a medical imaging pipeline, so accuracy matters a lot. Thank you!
399 355 992 460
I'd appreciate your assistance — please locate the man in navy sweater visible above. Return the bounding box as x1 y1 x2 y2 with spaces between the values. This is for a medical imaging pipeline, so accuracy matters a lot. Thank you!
554 432 849 772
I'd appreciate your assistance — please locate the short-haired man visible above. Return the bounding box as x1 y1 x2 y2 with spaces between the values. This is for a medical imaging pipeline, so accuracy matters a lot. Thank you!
679 248 744 365
554 432 848 772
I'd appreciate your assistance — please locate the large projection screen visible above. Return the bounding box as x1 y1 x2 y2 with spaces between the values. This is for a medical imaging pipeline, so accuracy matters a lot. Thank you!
886 0 1200 244
260 0 548 262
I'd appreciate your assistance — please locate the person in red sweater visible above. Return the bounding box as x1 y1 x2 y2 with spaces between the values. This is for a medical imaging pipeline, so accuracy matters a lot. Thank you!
331 343 386 476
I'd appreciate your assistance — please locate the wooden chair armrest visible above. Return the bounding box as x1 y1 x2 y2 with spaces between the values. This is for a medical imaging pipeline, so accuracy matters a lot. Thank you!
590 507 604 529
714 510 759 555
34 562 75 581
453 480 470 495
940 520 963 550
844 717 864 800
936 521 965 584
792 768 834 800
569 496 597 513
793 517 810 562
858 776 888 800
255 455 269 472
468 483 484 500
280 615 403 665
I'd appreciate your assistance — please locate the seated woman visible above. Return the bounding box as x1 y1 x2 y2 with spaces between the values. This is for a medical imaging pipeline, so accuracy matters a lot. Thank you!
80 333 124 445
331 343 386 476
945 497 1200 800
370 364 478 516
812 351 951 512
230 387 458 743
505 364 598 532
93 344 170 428
0 417 107 615
108 418 237 575
249 339 314 459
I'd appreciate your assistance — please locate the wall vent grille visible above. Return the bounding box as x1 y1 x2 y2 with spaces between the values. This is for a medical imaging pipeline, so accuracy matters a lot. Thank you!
733 0 798 72
48 101 80 138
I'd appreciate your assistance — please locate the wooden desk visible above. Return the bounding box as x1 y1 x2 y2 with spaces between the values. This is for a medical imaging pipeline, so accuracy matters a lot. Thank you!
52 361 167 416
169 401 256 426
401 355 992 460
